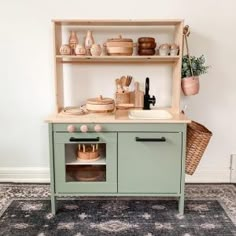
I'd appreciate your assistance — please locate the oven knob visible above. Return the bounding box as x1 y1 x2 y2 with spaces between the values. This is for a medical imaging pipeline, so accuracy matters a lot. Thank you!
80 125 88 133
94 124 102 132
67 125 76 133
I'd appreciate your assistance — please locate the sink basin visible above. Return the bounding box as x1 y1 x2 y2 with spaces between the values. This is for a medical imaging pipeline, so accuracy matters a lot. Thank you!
128 110 172 120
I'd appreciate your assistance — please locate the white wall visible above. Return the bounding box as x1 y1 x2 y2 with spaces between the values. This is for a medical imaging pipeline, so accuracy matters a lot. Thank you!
0 0 235 182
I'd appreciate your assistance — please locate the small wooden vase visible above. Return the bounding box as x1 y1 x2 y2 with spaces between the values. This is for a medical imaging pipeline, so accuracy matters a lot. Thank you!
181 76 199 96
85 30 95 55
69 31 78 55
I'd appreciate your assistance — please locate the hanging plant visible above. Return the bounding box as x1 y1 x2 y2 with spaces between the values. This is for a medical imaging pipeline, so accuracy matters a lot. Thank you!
181 26 209 96
182 55 209 78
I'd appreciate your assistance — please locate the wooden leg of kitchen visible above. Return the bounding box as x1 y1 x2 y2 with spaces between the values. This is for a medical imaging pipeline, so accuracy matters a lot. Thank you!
51 194 57 215
178 195 185 215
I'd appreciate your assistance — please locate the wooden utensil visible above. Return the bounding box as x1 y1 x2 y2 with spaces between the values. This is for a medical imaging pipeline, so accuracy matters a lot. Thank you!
126 76 132 90
115 78 123 93
120 75 132 92
120 76 127 91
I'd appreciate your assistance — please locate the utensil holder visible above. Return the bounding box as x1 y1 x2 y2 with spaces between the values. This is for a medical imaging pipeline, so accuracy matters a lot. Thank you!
115 92 130 104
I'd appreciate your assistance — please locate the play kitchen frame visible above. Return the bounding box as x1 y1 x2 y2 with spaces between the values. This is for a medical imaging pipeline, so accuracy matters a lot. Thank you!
47 19 190 215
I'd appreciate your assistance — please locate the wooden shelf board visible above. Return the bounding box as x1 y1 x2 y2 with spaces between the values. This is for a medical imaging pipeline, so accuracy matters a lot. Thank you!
52 19 183 26
66 155 106 165
56 55 180 63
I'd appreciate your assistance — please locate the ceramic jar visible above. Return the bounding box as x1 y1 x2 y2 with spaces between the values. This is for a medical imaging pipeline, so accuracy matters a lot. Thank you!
69 31 78 54
90 44 102 56
181 76 199 96
60 44 71 55
85 30 95 55
159 44 170 56
75 44 86 56
170 43 179 56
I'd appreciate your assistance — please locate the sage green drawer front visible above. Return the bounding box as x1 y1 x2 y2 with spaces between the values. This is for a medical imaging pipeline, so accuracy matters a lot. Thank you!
54 132 117 193
118 132 182 194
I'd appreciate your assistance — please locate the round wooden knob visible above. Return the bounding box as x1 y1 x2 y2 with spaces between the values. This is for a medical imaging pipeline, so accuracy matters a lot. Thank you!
94 124 102 132
67 125 76 133
80 125 88 133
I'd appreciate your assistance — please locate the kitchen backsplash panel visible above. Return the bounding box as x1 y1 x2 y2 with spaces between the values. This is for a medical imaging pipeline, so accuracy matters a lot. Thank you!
63 64 172 108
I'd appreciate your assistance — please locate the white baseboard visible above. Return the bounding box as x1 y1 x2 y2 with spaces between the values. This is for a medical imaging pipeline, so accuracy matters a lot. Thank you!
0 167 233 183
0 167 50 183
185 169 231 183
230 155 236 183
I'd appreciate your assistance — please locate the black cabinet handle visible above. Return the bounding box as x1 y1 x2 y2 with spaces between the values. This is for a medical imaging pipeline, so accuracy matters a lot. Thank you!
135 137 166 142
69 137 100 142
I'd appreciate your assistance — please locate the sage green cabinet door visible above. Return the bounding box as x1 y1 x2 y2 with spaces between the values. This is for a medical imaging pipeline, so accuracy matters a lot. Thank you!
54 132 117 193
118 132 182 193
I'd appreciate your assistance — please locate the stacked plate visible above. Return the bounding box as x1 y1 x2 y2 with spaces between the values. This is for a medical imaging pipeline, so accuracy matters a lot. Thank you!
138 37 156 56
86 95 115 113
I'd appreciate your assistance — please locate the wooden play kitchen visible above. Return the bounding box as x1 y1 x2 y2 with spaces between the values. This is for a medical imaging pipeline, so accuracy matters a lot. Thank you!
46 19 191 215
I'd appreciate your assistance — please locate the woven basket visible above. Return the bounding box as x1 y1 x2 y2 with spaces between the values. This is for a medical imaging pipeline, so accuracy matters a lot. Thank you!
186 121 212 175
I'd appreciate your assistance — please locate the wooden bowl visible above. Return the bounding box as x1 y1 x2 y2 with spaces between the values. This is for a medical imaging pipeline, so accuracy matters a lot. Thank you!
138 42 156 49
138 48 156 55
138 37 155 43
106 47 133 56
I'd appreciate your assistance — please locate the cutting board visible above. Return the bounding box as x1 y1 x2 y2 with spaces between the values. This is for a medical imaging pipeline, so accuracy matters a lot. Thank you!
130 82 144 108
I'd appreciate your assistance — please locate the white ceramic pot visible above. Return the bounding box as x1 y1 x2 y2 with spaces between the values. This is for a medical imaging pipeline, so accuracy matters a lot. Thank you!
75 44 86 55
159 44 170 56
60 44 71 55
90 44 102 56
170 49 179 56
181 76 200 96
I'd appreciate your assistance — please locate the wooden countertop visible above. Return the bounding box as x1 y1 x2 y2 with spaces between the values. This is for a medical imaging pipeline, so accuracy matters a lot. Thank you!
45 109 191 124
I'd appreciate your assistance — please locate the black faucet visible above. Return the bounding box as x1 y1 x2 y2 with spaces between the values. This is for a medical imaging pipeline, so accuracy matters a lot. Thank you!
143 77 156 110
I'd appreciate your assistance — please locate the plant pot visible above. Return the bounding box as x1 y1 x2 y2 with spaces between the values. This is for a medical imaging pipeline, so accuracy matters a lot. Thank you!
181 76 200 96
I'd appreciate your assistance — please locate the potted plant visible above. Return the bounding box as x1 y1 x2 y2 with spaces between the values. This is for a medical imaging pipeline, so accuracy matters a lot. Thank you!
181 55 209 96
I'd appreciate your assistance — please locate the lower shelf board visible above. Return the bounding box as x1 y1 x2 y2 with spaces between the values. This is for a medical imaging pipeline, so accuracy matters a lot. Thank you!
66 156 106 165
66 165 106 182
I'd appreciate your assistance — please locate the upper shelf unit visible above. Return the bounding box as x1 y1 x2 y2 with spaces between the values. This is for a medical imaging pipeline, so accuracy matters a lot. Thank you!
52 19 184 114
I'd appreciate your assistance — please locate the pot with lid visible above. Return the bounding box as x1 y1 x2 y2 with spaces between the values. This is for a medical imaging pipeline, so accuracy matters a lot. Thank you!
104 35 135 56
86 95 115 113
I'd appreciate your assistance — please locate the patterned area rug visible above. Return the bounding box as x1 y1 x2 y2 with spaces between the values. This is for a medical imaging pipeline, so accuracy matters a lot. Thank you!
0 184 236 236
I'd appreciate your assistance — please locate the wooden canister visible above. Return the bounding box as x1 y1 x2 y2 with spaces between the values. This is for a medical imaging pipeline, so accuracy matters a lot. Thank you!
115 92 130 104
86 95 115 113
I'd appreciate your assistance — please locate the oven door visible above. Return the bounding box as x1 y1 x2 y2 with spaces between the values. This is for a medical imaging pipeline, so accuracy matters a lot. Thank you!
53 132 117 193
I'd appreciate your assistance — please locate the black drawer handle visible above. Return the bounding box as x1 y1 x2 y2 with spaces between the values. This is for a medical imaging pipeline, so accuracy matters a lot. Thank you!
69 137 100 142
135 137 166 142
